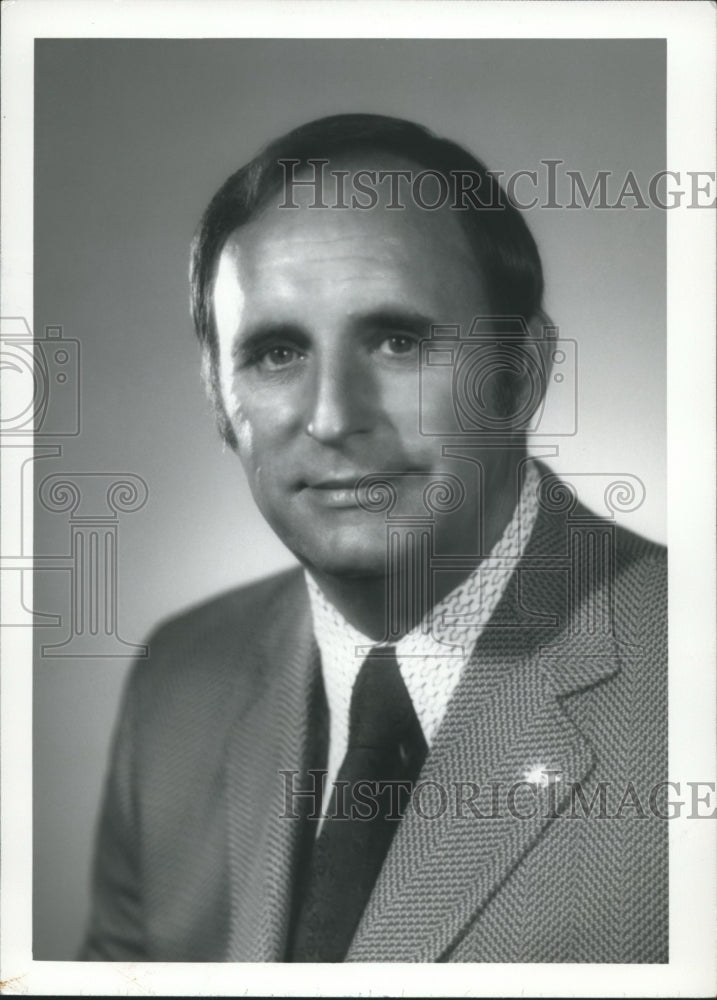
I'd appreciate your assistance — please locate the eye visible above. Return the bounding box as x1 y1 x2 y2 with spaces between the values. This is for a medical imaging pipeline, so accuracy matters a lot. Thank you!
377 333 420 359
253 344 306 371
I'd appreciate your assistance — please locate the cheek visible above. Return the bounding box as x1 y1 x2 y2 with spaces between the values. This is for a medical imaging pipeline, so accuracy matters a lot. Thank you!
231 377 303 445
388 371 456 448
231 396 293 485
233 411 254 457
419 369 456 418
221 383 254 457
234 423 269 511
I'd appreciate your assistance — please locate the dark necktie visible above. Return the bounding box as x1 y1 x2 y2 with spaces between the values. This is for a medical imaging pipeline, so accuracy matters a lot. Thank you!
289 646 428 962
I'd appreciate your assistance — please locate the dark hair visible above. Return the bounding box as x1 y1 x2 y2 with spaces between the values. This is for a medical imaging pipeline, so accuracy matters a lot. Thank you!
189 113 544 447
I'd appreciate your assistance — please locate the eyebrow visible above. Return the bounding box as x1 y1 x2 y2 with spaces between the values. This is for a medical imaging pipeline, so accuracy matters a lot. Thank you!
231 323 309 363
353 308 434 336
231 308 435 362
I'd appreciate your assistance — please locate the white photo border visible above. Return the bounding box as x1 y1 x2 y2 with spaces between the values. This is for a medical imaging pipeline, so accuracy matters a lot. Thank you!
1 1 715 996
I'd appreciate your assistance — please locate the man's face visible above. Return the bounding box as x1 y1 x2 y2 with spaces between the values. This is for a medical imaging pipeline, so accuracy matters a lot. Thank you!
212 164 511 578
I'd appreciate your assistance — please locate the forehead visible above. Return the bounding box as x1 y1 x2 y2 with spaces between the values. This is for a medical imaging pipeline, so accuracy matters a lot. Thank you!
216 157 486 315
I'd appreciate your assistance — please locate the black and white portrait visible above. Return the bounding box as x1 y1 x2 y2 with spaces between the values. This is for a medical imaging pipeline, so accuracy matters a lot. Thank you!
1 3 715 997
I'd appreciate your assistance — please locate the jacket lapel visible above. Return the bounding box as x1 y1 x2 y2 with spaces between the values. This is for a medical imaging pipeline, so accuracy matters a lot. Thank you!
347 505 623 962
224 575 319 961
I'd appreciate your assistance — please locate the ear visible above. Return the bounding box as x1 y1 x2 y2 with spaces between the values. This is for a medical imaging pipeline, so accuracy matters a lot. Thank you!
200 345 239 451
527 307 557 381
509 307 556 428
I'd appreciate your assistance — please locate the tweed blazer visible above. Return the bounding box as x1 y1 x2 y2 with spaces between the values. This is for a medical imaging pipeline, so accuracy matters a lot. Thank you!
81 494 668 963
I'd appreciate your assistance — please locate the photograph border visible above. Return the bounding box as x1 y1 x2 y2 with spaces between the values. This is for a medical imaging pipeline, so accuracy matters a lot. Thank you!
2 2 715 996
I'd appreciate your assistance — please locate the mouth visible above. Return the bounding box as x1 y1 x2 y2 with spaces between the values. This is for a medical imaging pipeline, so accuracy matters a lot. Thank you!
298 468 430 511
305 475 360 489
299 475 364 509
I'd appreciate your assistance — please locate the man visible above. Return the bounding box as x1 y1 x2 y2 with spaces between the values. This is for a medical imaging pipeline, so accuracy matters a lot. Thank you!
82 114 667 963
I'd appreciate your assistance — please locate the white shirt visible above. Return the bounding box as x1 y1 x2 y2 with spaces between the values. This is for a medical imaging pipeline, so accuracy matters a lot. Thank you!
305 460 541 812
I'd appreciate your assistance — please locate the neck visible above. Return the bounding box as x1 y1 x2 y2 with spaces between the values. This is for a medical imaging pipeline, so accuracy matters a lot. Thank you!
307 455 525 640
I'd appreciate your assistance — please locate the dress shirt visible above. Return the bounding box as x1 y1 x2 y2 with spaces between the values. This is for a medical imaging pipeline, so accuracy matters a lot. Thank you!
305 460 541 815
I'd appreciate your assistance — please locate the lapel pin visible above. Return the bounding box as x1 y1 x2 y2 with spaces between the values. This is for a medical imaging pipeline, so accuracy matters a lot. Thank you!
522 765 562 788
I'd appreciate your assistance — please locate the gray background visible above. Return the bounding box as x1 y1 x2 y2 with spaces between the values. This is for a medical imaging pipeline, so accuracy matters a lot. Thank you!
33 38 665 959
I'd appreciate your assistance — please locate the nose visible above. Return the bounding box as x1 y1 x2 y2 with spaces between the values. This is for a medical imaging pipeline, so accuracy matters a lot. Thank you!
304 350 374 444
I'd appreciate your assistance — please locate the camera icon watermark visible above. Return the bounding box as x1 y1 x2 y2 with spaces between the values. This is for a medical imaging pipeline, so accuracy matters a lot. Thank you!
419 316 577 437
0 317 81 436
1 316 148 655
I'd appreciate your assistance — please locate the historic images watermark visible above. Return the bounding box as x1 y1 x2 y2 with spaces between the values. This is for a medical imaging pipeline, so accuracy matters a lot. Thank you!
278 159 716 211
279 771 717 823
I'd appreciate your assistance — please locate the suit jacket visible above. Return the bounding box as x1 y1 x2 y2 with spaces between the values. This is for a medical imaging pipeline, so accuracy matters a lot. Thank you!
81 492 668 963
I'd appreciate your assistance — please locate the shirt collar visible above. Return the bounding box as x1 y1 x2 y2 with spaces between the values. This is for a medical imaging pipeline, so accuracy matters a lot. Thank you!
306 460 541 786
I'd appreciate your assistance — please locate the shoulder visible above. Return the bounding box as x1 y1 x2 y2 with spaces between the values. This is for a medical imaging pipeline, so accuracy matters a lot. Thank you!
612 521 667 655
607 517 666 602
124 565 309 730
530 461 666 585
551 502 667 664
149 564 307 655
610 517 666 566
528 465 666 644
606 516 666 604
564 500 666 624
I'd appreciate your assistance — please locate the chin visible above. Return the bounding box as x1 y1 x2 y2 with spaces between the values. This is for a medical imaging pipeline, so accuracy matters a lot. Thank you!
267 512 387 579
293 540 389 580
